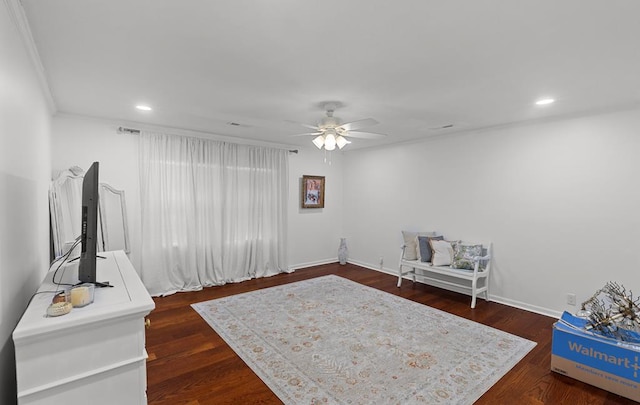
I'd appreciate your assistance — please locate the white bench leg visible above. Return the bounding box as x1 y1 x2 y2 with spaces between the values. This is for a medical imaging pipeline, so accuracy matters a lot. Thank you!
397 265 403 287
485 277 490 302
471 278 478 309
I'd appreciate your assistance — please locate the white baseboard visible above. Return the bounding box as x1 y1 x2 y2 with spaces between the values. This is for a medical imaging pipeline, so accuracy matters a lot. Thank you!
489 296 562 319
348 258 388 273
289 258 337 271
348 259 561 319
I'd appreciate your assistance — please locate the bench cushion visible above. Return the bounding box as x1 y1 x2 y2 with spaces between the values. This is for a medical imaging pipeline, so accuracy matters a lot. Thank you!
401 260 480 279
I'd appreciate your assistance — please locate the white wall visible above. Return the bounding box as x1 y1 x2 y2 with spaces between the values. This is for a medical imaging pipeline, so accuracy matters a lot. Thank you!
52 115 141 270
0 3 52 403
51 115 345 275
288 148 344 268
343 108 640 317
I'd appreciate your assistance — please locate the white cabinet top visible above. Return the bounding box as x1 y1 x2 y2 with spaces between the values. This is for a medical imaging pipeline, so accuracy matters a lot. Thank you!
13 251 155 341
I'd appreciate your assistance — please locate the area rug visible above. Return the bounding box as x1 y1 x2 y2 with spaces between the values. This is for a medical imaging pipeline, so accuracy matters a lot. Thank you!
192 275 536 404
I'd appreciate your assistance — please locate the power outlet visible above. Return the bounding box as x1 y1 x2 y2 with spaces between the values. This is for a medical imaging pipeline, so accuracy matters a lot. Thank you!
566 293 576 306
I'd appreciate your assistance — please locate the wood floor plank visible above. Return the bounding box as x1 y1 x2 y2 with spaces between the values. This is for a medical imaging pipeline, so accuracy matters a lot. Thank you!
145 263 637 404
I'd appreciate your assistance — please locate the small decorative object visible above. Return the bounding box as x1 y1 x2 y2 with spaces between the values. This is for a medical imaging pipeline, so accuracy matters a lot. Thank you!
52 289 71 304
338 238 348 265
46 301 72 317
70 283 95 308
579 281 640 342
301 175 325 208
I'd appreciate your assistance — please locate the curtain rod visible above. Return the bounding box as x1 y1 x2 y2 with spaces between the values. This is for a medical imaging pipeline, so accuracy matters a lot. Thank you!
117 126 140 134
116 126 298 153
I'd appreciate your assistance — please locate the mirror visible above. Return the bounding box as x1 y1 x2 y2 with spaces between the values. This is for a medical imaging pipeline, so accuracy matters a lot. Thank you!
98 183 130 253
50 166 130 258
49 167 84 258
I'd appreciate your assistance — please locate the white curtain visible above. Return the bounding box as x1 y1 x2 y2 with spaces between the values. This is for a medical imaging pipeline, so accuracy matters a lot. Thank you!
138 132 289 296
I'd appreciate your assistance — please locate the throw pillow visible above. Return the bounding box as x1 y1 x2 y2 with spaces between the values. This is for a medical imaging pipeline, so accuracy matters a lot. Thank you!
417 235 443 262
402 230 436 260
451 244 483 270
430 239 455 266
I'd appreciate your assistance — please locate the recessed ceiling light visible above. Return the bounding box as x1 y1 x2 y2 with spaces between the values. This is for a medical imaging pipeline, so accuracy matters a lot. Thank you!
136 105 152 111
535 98 555 106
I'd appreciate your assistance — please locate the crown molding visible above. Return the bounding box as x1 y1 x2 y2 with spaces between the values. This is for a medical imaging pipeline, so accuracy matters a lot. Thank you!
5 0 57 113
55 112 302 151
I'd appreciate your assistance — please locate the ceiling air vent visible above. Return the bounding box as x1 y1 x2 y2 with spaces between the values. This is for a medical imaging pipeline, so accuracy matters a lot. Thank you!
225 121 253 128
428 124 455 131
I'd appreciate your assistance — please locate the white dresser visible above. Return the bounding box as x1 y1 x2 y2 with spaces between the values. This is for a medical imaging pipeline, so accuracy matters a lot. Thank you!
13 251 155 405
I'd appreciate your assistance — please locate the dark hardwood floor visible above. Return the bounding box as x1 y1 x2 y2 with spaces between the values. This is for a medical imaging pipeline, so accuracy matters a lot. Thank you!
145 263 635 404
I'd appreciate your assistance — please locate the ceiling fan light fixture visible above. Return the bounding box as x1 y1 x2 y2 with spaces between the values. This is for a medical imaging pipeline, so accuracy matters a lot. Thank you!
324 133 337 151
336 135 348 149
312 135 325 149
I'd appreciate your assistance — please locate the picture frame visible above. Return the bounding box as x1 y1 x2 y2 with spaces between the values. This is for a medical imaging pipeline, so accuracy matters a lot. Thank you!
301 175 325 208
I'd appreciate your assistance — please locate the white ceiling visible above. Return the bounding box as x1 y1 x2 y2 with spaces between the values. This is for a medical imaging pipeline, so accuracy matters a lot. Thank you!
21 0 640 150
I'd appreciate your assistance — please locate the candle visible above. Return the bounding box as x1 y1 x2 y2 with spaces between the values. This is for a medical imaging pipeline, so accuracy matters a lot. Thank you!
70 286 91 307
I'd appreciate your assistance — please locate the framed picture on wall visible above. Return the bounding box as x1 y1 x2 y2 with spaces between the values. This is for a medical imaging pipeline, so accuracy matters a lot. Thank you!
301 175 325 208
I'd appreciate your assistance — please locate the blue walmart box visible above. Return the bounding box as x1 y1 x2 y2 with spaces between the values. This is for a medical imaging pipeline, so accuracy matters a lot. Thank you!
551 317 640 402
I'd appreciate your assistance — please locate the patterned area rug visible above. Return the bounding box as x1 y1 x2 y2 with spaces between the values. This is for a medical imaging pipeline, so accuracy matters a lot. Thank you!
192 275 536 404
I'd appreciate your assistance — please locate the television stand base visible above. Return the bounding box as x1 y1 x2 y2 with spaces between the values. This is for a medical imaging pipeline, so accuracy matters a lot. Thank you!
75 280 113 288
94 280 113 288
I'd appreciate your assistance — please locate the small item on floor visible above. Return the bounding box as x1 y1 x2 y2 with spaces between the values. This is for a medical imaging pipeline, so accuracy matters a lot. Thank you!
552 281 640 402
338 237 348 265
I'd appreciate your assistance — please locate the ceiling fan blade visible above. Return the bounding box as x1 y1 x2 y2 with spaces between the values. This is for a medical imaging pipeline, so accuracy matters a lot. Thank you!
338 118 379 132
290 132 323 137
344 131 387 139
285 120 319 131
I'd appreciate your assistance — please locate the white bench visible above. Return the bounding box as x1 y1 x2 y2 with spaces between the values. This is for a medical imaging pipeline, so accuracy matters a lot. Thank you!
397 241 492 309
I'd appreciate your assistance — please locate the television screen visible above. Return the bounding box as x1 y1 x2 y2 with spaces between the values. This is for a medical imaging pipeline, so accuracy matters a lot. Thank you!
78 162 99 284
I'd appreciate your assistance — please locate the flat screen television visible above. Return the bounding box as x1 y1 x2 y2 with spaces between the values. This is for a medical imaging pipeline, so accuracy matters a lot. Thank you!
78 162 109 286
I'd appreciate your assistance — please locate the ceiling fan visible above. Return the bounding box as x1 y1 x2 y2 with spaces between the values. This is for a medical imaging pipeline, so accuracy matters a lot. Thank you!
291 102 387 150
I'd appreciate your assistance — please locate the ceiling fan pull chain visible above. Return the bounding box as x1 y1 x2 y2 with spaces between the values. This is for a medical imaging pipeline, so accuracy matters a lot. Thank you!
323 149 332 165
